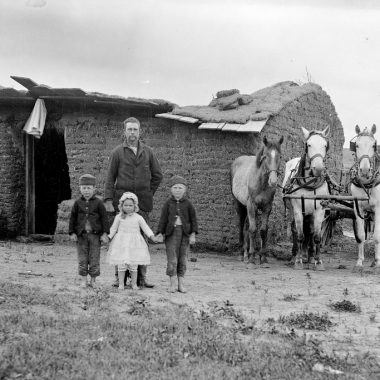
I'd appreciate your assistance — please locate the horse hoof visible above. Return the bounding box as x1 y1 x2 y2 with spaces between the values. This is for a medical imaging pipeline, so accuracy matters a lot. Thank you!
352 265 363 274
248 256 256 265
371 265 380 274
293 262 304 270
239 255 244 262
315 263 325 271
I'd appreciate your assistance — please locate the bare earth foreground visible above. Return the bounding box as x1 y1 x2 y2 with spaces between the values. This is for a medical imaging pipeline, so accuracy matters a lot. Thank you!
1 233 380 374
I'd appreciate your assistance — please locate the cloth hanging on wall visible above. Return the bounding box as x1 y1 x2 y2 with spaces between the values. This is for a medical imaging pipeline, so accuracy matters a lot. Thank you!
23 98 47 138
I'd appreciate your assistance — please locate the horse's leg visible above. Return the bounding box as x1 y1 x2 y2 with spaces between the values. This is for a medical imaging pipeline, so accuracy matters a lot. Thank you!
290 220 298 263
259 204 272 264
353 212 366 272
312 208 325 271
242 216 250 263
247 200 258 264
370 211 380 271
301 217 312 269
293 206 305 270
235 200 248 261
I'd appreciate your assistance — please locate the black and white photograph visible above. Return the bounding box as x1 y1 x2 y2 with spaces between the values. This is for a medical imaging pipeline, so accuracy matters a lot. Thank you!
0 0 380 378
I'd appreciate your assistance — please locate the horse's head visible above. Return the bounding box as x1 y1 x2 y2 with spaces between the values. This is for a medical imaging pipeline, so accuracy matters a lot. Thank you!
258 135 284 187
302 125 330 177
353 124 377 179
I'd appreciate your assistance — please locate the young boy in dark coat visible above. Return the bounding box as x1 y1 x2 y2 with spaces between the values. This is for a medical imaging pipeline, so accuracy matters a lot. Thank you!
156 175 198 293
69 174 109 288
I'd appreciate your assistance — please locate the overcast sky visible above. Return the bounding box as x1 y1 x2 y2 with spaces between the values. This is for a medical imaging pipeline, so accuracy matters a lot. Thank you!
1 0 380 146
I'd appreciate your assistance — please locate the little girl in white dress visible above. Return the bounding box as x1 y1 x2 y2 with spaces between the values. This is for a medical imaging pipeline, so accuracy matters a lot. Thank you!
107 192 156 290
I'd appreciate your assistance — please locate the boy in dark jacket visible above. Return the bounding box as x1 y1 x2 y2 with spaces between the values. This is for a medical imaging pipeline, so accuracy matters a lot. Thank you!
156 175 198 293
69 174 109 288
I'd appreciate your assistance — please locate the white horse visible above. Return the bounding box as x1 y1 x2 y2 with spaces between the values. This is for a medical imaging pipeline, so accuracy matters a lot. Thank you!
282 125 330 270
350 124 380 271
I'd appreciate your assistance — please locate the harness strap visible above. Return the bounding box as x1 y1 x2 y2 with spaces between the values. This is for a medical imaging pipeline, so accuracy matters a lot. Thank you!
301 195 305 218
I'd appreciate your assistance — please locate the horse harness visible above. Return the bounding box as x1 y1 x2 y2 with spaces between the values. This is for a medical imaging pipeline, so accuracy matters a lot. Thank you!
282 156 331 220
259 154 280 176
348 150 380 222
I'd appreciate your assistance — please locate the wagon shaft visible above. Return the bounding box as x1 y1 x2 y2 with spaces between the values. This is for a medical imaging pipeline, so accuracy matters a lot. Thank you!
283 194 369 201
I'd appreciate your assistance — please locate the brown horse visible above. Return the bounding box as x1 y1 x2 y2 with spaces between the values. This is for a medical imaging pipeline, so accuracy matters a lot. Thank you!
231 136 284 263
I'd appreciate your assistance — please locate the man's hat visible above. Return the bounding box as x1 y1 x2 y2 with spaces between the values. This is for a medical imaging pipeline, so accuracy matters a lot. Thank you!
79 174 96 186
169 175 187 187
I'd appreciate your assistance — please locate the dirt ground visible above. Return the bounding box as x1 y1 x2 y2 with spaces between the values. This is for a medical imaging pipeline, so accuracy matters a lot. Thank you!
1 233 380 364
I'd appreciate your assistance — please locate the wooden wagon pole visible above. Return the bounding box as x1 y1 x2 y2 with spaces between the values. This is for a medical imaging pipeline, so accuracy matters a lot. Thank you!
283 194 369 201
25 133 35 236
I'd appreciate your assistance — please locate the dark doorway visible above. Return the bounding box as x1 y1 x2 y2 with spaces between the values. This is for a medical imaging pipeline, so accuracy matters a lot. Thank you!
34 123 71 234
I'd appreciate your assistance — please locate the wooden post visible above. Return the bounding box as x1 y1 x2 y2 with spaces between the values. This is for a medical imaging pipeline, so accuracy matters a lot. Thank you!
25 133 35 235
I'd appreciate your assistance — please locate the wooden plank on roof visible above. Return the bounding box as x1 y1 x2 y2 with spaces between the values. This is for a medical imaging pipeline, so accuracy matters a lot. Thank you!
198 122 225 130
236 119 267 133
11 76 38 90
156 113 199 122
52 88 86 97
178 116 199 124
29 85 54 98
222 123 241 132
155 113 180 120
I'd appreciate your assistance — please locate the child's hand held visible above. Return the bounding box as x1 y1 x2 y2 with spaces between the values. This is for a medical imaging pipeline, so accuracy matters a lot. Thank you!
155 233 164 243
101 233 109 244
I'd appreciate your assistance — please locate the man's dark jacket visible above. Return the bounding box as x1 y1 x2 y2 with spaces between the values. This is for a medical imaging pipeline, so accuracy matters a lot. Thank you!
69 196 110 236
104 141 163 212
157 196 198 237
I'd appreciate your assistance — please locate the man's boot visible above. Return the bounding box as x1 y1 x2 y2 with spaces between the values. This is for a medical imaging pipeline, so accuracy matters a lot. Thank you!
112 265 119 288
118 270 125 290
178 276 187 293
130 271 139 291
139 265 154 288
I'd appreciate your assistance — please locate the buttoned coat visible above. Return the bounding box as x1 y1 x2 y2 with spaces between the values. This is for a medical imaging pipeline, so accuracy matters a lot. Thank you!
104 141 163 212
157 196 198 237
69 195 110 236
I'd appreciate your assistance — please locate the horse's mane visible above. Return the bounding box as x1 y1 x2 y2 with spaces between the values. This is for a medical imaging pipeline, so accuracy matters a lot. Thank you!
297 153 307 176
255 140 282 168
255 145 265 167
296 129 323 176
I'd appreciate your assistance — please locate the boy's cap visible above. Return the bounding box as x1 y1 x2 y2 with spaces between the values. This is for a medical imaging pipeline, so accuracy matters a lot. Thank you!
169 175 187 187
79 174 96 186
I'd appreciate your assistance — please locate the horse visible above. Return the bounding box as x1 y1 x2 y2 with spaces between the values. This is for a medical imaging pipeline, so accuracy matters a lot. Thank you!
231 135 284 264
282 125 330 270
350 124 380 271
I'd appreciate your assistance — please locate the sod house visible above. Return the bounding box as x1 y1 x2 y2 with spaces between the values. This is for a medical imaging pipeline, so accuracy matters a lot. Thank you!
0 78 344 251
154 81 344 250
0 76 174 238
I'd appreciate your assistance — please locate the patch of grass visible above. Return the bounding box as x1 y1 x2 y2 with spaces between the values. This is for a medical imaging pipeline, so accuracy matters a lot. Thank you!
329 300 361 313
281 294 300 302
0 282 70 312
278 311 334 331
0 281 377 379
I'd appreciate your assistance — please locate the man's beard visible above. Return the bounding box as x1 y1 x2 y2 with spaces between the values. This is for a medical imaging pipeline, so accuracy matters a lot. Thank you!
127 136 138 146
